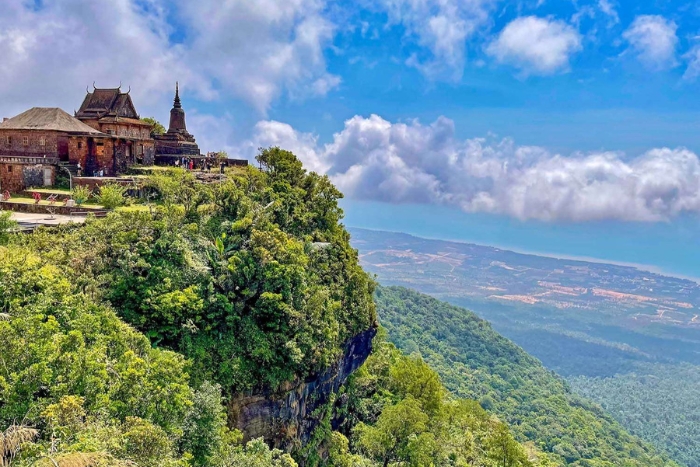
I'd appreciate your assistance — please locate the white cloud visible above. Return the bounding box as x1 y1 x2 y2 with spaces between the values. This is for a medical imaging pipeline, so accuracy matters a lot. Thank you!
0 0 339 119
486 16 582 75
622 15 678 70
250 114 700 223
683 45 700 81
0 0 196 119
376 0 499 80
598 0 619 25
180 0 340 112
249 120 329 174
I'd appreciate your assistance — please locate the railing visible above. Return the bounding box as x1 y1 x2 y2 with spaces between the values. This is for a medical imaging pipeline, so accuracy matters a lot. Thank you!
0 155 60 165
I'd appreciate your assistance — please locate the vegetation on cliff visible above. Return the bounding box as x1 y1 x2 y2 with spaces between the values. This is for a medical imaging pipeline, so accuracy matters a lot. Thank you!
0 150 680 466
16 148 376 393
0 149 375 465
325 334 557 467
374 286 679 467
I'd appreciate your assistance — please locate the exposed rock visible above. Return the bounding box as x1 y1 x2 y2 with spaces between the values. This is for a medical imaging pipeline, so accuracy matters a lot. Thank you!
227 326 377 452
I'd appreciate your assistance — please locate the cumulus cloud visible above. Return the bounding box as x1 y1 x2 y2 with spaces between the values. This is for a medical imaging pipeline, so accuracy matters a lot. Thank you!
250 114 700 223
180 0 340 112
486 16 582 75
623 15 678 70
0 0 339 118
376 0 499 80
0 0 196 118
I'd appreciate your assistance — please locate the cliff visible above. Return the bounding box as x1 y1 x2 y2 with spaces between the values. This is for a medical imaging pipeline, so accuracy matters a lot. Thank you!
227 326 377 452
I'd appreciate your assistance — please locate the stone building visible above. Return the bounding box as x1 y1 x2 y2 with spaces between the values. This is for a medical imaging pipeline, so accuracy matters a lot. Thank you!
154 83 201 162
75 86 155 174
0 107 108 193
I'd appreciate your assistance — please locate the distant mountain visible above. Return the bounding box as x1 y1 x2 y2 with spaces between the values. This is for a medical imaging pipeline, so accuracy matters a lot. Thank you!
375 285 679 467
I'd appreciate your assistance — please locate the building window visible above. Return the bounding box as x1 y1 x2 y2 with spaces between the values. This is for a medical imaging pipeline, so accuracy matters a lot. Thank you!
7 165 12 173
39 137 46 147
6 136 11 146
78 142 83 149
22 136 28 146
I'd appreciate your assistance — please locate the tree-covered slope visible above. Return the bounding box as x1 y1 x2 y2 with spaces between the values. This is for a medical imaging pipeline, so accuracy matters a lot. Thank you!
0 149 377 465
327 335 558 467
19 148 376 394
375 285 679 467
570 364 700 467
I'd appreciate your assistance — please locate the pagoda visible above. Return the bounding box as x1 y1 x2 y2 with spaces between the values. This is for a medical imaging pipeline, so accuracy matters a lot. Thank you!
154 83 201 158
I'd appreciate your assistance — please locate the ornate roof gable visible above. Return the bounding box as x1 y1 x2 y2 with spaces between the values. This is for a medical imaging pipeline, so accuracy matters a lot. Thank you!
75 86 139 120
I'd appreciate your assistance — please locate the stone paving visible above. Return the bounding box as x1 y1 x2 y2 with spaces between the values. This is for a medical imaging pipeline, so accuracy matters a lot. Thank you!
9 211 87 230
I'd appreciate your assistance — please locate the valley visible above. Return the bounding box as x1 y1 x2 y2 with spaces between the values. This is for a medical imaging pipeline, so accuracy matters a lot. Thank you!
352 228 700 467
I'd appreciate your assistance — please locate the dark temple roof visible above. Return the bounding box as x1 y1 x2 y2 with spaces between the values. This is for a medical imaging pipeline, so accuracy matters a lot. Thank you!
0 108 107 135
75 87 139 120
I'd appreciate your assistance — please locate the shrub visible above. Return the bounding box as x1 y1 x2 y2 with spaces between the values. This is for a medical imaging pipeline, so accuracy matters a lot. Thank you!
96 183 128 209
0 211 15 244
72 185 92 206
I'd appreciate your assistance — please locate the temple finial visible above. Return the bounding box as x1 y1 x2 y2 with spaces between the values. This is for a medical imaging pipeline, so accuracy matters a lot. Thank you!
173 82 182 108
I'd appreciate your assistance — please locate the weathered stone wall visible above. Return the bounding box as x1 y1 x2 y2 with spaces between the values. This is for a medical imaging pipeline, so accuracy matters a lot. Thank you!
0 163 24 193
143 141 155 165
74 177 133 191
67 136 90 169
99 122 151 140
0 163 54 193
227 326 377 453
0 129 59 157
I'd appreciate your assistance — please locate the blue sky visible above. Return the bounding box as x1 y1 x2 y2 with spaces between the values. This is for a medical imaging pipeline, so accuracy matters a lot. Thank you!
2 0 700 275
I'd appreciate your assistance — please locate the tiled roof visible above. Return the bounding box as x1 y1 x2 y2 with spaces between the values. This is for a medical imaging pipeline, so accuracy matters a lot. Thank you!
75 88 139 119
0 108 107 135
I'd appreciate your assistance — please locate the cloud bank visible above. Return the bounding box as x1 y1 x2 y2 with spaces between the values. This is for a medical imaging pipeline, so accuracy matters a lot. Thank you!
250 114 700 223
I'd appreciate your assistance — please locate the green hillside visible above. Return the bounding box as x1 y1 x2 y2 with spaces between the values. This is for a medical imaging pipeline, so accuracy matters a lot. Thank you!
331 334 558 467
375 285 679 467
570 364 700 467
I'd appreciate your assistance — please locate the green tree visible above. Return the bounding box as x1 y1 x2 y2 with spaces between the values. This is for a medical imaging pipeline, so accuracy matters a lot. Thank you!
142 117 166 136
181 381 229 466
355 397 429 467
212 438 297 467
488 423 529 467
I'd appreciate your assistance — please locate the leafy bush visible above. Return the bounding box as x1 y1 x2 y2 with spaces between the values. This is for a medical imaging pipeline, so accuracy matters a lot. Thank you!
0 210 15 244
71 184 92 206
96 183 128 209
0 246 194 465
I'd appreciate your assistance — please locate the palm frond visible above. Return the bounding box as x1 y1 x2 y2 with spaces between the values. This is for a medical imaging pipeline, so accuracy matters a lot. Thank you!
1 424 39 465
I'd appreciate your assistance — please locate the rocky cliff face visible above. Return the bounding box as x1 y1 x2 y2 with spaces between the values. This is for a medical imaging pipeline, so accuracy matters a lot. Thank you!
227 326 377 452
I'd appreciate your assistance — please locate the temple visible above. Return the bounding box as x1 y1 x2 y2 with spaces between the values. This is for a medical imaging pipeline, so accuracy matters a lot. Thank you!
74 85 156 174
0 81 246 194
154 83 201 161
